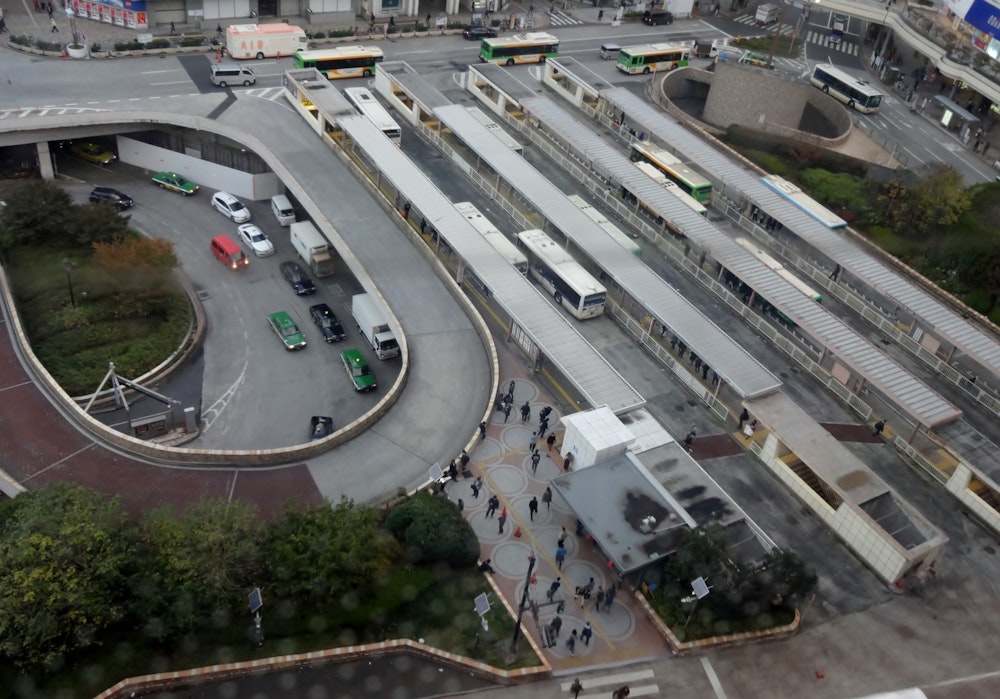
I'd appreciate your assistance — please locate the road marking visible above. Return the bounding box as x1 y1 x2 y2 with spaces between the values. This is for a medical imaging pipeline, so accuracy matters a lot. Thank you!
65 102 78 106
201 360 249 433
902 146 926 165
561 670 655 691
701 656 729 699
141 69 183 74
395 49 433 55
150 80 190 86
107 99 120 103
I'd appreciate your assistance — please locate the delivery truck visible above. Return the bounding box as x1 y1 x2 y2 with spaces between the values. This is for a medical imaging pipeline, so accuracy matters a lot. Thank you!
290 221 336 278
352 294 400 360
693 38 728 59
755 3 780 25
226 24 308 60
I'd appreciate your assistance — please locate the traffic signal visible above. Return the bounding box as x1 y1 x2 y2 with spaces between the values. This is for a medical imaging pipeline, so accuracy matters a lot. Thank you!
557 600 565 614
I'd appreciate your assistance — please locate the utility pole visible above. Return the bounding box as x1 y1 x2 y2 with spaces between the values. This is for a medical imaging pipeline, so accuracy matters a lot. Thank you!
509 553 536 653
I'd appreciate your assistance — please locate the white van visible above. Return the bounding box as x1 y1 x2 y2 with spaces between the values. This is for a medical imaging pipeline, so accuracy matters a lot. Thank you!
210 64 256 87
270 194 296 226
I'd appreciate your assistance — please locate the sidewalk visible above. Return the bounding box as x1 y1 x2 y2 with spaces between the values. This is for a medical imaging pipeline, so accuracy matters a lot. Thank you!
448 348 671 671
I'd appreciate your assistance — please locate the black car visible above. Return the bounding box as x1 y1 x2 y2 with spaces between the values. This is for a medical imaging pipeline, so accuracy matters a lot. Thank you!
89 186 134 210
642 10 674 25
463 25 497 40
309 302 346 342
279 260 317 295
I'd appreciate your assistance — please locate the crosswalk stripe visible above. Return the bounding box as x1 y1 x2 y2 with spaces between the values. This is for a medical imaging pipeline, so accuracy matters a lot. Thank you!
547 10 582 25
560 669 656 690
572 687 659 699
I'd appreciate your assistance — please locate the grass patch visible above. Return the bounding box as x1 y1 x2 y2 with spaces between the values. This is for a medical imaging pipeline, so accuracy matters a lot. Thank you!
9 565 537 699
7 244 190 395
732 35 802 58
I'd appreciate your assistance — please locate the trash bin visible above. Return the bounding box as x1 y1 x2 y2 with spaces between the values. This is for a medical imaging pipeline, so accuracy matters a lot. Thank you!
600 43 621 60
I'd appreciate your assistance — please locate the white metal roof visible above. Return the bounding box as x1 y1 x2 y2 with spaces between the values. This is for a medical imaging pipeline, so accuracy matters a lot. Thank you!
603 87 1000 382
434 103 782 400
336 114 645 414
514 95 960 427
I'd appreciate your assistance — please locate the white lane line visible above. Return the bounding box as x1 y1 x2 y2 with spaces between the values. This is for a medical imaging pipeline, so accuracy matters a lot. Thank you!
701 656 729 699
150 80 190 86
141 69 183 74
560 669 655 690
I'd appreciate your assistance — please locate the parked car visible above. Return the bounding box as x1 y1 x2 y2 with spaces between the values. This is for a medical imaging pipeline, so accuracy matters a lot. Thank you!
89 186 133 210
279 260 317 295
309 415 334 440
309 303 346 342
211 191 251 223
463 25 497 40
71 141 116 165
267 310 307 351
152 171 200 196
237 223 274 257
340 349 376 392
642 10 674 26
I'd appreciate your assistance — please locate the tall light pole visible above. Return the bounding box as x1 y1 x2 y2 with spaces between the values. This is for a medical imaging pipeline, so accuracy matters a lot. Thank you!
62 258 76 307
65 6 80 47
509 552 536 653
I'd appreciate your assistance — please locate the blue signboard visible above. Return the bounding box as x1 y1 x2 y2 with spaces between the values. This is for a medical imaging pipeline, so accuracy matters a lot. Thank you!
962 0 1000 39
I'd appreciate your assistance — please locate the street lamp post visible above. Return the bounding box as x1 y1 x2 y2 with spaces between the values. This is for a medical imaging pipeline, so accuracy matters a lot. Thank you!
509 553 536 653
62 258 76 307
65 6 80 48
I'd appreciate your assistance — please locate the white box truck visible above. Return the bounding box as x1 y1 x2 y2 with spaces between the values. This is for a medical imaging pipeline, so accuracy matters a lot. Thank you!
226 24 308 60
290 221 336 278
755 3 780 25
352 294 400 360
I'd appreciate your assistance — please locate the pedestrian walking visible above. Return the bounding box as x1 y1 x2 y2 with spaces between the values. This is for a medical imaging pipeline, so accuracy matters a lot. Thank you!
547 433 556 450
873 419 885 437
48 1 53 14
551 614 562 637
582 577 595 597
382 21 389 37
498 512 507 534
479 421 487 440
50 16 58 32
604 586 616 611
507 379 516 401
566 629 577 654
570 678 584 698
457 498 464 513
612 686 630 699
595 586 605 610
538 417 549 438
598 8 604 20
529 496 539 520
555 544 567 570
487 494 499 517
530 451 541 474
542 486 553 510
546 577 562 601
683 430 695 451
33 0 40 13
563 452 573 471
580 621 593 645
471 479 481 499
0 15 6 33
425 12 431 27
503 403 512 423
389 14 395 25
170 21 176 35
738 407 749 430
520 401 530 422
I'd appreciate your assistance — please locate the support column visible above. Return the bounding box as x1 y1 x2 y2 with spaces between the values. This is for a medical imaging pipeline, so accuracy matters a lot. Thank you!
446 0 461 15
36 141 55 180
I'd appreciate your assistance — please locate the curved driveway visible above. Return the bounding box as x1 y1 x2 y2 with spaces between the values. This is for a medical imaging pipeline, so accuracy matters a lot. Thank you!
0 91 491 508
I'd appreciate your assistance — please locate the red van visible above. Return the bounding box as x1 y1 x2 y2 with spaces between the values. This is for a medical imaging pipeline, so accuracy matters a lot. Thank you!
211 234 248 270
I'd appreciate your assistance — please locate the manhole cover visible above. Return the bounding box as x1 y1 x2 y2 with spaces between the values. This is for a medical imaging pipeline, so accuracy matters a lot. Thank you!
984 546 996 556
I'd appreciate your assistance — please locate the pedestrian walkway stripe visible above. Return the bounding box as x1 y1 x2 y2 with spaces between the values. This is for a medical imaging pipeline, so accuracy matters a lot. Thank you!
560 669 656 690
567 686 659 698
547 9 582 25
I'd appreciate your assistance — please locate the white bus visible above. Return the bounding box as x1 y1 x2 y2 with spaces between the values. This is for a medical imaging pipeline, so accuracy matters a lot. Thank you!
454 201 529 275
632 162 709 217
567 195 642 256
760 174 846 229
292 45 385 80
466 107 525 155
810 64 882 114
515 228 606 319
343 87 402 146
734 237 823 302
479 32 559 65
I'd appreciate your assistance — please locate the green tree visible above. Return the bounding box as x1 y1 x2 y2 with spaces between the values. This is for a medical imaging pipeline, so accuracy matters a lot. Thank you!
798 169 871 219
263 498 398 603
385 492 479 566
0 180 75 250
131 498 263 640
908 165 972 232
0 484 134 668
71 203 130 246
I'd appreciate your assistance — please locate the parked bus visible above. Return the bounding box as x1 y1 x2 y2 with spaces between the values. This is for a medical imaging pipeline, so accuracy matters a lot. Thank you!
630 142 713 203
631 162 709 217
454 202 529 275
515 228 606 319
225 24 307 60
734 237 823 303
466 107 525 155
567 195 642 256
479 32 559 65
810 64 882 114
343 87 402 146
760 174 846 229
616 43 690 75
292 45 385 80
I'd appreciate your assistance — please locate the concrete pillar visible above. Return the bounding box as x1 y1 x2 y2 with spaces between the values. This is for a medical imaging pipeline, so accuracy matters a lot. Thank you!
36 141 55 180
446 0 461 15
